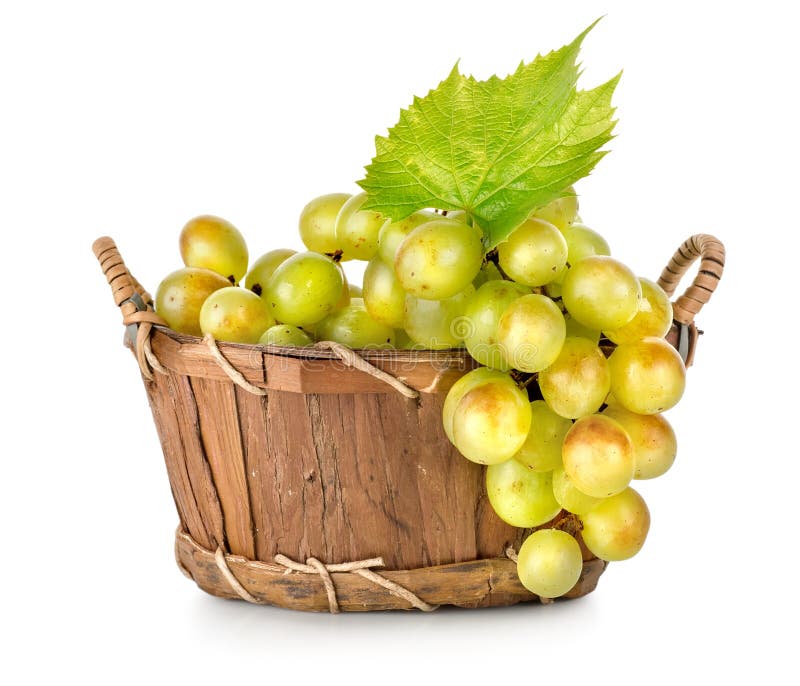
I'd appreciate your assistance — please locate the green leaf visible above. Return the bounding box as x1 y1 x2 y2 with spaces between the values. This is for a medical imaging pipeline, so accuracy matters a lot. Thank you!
358 21 619 248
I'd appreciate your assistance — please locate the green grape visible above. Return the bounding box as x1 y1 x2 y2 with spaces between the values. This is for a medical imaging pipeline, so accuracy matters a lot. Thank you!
403 286 474 349
348 284 363 298
258 324 314 347
179 215 249 283
394 328 417 350
580 487 650 561
317 301 395 349
376 210 436 265
562 223 611 264
602 404 677 479
244 249 296 295
462 280 530 370
334 192 388 260
516 529 583 599
562 255 641 331
298 193 351 256
472 261 504 288
362 257 405 328
562 414 634 498
514 400 572 472
539 337 611 419
495 294 566 372
155 267 232 336
199 286 275 344
551 466 604 515
564 314 600 344
486 460 561 528
608 337 686 414
395 220 483 299
442 367 511 443
452 378 532 465
265 252 345 327
604 278 673 344
531 186 579 231
497 217 568 286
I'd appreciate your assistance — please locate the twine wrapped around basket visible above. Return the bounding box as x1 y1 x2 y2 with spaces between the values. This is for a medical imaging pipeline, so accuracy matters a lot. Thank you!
93 233 724 612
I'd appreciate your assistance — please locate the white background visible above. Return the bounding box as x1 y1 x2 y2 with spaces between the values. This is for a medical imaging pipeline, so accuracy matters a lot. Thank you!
2 1 798 683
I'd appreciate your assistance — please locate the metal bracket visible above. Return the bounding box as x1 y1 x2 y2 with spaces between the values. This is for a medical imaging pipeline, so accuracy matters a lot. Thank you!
122 292 148 348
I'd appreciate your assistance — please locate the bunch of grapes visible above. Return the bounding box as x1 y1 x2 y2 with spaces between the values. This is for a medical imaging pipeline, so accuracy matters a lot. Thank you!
155 187 685 601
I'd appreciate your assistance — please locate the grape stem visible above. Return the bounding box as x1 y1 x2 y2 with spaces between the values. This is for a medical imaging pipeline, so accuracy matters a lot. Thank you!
483 248 514 282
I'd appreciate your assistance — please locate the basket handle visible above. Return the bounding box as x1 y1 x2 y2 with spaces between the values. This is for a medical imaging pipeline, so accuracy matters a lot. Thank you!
657 234 725 326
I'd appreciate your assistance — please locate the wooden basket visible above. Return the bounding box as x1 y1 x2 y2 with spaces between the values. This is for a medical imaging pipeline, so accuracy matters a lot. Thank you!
93 233 724 612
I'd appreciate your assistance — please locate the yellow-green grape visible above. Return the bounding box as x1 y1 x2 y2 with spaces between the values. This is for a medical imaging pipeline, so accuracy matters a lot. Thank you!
244 249 297 295
562 414 634 498
564 314 600 344
403 286 474 349
334 192 388 260
376 210 436 265
580 487 650 561
602 404 677 479
608 337 686 414
531 186 579 231
604 278 673 344
298 193 351 256
348 284 363 298
199 287 276 344
562 223 611 264
452 378 532 465
516 529 583 599
442 367 511 443
497 217 568 286
155 267 232 336
514 400 572 472
496 294 566 372
362 257 405 328
551 466 604 515
179 215 249 283
259 324 314 347
539 337 611 419
395 220 483 299
462 280 530 370
486 461 561 528
472 261 504 288
317 301 395 349
265 252 345 327
394 328 417 350
562 256 641 331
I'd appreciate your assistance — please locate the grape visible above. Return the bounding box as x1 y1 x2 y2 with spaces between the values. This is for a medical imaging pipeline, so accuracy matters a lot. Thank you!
258 324 314 347
348 284 363 298
562 255 641 331
395 220 483 299
298 193 351 256
334 192 388 260
376 210 436 265
472 261 504 288
394 328 417 350
495 294 566 372
362 257 405 328
244 248 296 295
403 286 474 349
442 367 511 443
602 404 677 479
155 267 232 336
562 414 634 498
179 215 249 283
265 252 345 327
531 186 579 231
497 217 568 286
539 337 611 419
452 378 532 465
462 280 530 370
604 277 673 344
580 487 650 561
516 529 583 599
514 400 572 472
564 314 600 344
551 466 604 515
317 301 395 349
562 223 611 264
486 460 561 527
199 286 275 344
607 337 686 414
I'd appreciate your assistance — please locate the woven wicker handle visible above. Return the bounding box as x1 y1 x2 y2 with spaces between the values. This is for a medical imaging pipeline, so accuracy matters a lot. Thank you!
657 234 725 325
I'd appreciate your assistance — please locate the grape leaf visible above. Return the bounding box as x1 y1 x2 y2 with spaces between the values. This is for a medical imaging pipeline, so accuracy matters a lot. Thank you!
358 22 619 248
